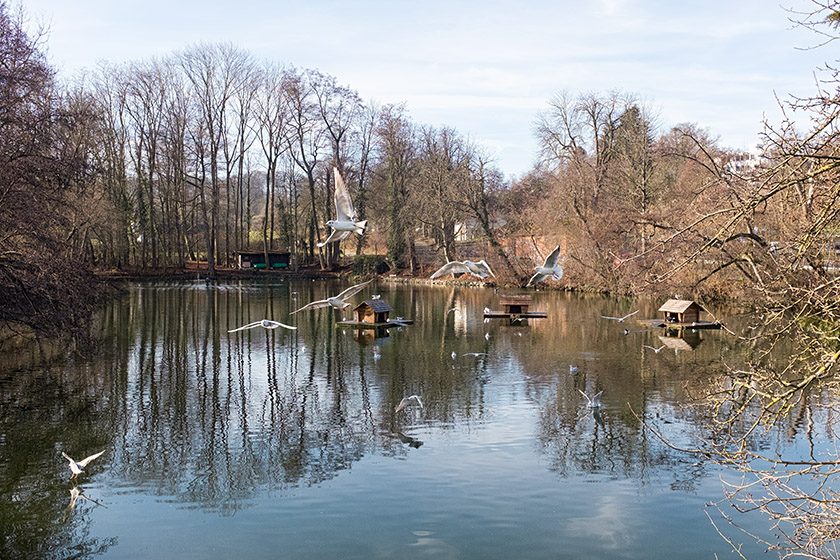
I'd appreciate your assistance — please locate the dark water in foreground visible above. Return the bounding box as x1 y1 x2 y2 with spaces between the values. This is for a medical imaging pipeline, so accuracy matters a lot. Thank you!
0 279 821 558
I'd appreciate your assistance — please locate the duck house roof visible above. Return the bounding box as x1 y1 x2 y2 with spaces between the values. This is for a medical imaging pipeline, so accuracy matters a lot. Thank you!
658 299 704 313
355 299 393 313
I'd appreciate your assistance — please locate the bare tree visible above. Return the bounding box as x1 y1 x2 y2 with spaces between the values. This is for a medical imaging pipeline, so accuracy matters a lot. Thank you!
178 43 251 275
254 62 290 267
376 104 417 271
284 67 327 267
0 1 100 337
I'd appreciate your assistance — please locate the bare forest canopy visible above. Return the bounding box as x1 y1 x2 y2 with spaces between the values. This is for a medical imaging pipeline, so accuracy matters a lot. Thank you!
3 0 840 337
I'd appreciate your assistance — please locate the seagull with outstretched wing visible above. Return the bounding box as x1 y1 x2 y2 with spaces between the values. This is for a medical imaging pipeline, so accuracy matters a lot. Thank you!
317 167 368 247
578 389 603 409
431 260 495 280
395 395 424 413
62 450 105 479
228 319 296 332
526 245 563 287
600 310 639 322
290 280 372 314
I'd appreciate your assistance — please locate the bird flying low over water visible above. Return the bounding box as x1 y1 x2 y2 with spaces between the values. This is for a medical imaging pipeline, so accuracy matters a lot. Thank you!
62 450 105 479
526 245 563 287
600 310 639 322
290 280 372 314
643 345 666 353
317 167 368 247
228 319 297 332
578 389 603 408
431 260 495 280
395 395 424 413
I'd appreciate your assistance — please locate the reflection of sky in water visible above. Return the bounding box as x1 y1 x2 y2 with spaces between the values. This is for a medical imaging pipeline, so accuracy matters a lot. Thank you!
0 280 815 558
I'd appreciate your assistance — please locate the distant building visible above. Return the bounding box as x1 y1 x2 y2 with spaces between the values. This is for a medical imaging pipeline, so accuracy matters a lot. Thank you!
235 251 290 270
722 144 772 175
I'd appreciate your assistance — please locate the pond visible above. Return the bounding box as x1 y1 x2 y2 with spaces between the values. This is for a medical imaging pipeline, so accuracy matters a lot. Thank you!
0 278 816 558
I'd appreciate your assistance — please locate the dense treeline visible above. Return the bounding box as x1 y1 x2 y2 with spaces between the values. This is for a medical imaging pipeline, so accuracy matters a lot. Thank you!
3 0 837 338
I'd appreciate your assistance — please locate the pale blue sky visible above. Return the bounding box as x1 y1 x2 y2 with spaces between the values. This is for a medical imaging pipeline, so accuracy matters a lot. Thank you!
21 0 835 178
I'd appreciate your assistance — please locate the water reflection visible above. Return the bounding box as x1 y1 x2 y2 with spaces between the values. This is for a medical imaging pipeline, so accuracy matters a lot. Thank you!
0 280 798 558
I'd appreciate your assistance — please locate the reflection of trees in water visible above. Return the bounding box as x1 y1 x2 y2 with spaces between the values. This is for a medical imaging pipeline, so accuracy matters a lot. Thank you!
0 363 115 558
2 280 816 556
79 280 495 515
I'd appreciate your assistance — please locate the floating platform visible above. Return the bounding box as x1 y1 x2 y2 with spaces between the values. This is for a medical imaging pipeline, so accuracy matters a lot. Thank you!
484 294 547 320
484 311 547 319
337 319 414 328
637 319 721 329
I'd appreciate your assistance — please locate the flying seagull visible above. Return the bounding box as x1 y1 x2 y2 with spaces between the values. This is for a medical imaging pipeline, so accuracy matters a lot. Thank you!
643 345 666 353
228 319 297 333
62 450 105 479
578 389 603 408
395 395 424 413
290 280 372 314
431 260 495 280
526 245 563 287
317 167 368 247
600 310 639 322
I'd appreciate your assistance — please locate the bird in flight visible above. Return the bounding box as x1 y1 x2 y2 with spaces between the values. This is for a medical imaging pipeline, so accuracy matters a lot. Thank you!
578 389 603 408
317 167 368 247
290 280 372 314
395 395 424 413
228 319 296 332
643 345 666 353
526 245 563 287
431 260 495 280
62 450 105 479
600 310 639 322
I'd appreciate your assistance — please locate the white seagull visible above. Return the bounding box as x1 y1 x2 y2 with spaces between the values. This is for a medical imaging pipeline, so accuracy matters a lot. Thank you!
317 167 368 247
578 389 603 408
62 450 105 479
643 345 666 353
290 280 372 314
569 364 579 374
228 319 297 332
431 260 495 280
395 395 424 413
600 310 639 322
526 245 563 287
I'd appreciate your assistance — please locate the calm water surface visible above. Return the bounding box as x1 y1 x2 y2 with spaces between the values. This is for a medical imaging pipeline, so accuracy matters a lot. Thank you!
0 279 821 558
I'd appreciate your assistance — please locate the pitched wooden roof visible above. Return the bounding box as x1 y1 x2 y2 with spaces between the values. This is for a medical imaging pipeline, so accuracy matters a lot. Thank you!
355 299 392 313
658 299 703 313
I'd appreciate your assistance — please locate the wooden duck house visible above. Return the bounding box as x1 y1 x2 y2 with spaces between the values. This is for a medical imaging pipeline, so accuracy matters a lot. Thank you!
658 299 703 324
337 299 415 329
354 299 393 325
638 299 720 329
501 295 532 314
484 294 547 320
